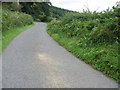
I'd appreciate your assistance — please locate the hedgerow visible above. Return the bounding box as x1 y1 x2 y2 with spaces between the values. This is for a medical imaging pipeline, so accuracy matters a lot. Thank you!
47 7 120 83
2 9 33 32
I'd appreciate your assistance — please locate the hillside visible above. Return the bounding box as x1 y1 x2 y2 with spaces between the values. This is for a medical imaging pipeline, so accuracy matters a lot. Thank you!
50 6 75 19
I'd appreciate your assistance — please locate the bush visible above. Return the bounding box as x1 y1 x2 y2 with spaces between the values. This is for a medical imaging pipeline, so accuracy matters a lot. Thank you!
47 6 119 83
2 9 33 32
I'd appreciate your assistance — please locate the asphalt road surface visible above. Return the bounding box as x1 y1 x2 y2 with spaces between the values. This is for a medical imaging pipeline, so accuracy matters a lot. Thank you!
2 22 118 88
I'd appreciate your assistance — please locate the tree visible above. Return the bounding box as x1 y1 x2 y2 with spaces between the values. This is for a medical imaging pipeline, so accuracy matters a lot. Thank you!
20 2 51 21
11 2 22 11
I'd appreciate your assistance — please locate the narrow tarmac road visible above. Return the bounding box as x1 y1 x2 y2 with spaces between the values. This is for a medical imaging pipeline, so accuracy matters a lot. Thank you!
2 22 118 88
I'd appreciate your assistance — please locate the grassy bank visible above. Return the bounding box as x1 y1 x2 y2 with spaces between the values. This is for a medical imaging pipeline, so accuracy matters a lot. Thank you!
1 24 34 53
47 30 119 82
47 7 119 83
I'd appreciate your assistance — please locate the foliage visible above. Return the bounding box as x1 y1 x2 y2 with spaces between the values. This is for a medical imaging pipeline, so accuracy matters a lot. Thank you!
2 2 51 22
2 8 33 32
1 3 34 52
47 7 120 83
50 6 74 19
11 2 22 11
2 2 75 22
20 2 51 22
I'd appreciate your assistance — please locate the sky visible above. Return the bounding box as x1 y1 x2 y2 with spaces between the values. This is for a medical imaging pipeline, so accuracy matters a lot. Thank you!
50 0 119 12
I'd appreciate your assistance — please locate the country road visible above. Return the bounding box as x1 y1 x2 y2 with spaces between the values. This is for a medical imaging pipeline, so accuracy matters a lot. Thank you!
2 22 118 88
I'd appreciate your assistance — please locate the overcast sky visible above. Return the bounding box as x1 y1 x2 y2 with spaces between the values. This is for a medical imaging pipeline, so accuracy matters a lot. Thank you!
50 0 119 12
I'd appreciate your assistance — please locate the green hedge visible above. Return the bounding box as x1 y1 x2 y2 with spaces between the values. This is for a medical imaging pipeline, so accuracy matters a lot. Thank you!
2 9 33 32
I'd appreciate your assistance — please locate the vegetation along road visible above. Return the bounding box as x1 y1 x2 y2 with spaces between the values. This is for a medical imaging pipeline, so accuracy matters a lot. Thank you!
2 22 118 88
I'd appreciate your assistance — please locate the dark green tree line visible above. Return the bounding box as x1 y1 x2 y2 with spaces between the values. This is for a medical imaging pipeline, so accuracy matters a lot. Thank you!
20 2 51 21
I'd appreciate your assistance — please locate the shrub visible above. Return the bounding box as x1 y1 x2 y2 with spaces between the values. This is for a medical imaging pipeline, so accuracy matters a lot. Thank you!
47 6 119 83
2 9 33 32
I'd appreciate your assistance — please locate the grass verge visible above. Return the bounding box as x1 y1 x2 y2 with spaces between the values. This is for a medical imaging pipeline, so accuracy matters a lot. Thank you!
47 28 119 83
1 24 34 53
